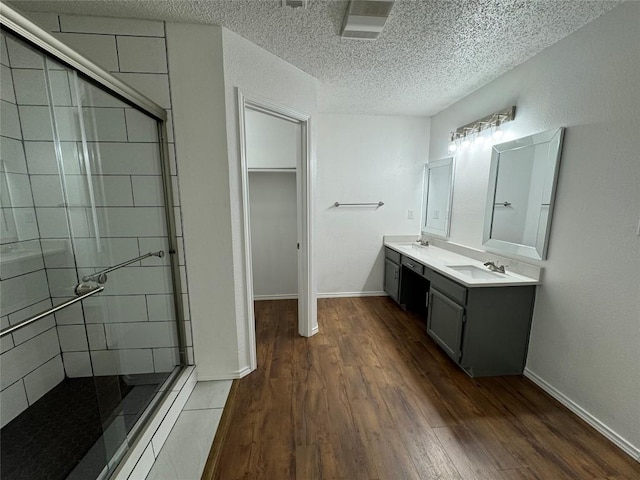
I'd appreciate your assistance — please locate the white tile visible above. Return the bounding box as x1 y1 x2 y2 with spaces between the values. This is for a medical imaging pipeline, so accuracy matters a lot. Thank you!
117 36 167 74
11 308 55 346
0 65 15 103
5 35 44 69
138 238 170 266
0 270 49 318
152 348 179 373
0 380 28 428
1 101 21 139
91 175 134 207
0 137 27 173
177 237 186 266
95 207 168 237
54 303 84 325
86 324 107 350
12 68 72 106
131 176 164 207
23 355 64 404
58 324 89 352
90 348 154 376
18 105 76 141
53 32 119 71
35 207 67 238
168 366 195 393
24 141 81 174
173 207 182 237
105 322 177 350
41 238 75 268
0 328 60 390
149 393 182 455
146 295 176 322
1 173 34 207
129 442 155 480
59 15 164 37
0 316 14 353
82 294 148 324
147 409 222 480
0 239 45 279
124 108 159 142
114 73 170 108
29 174 65 207
184 380 232 410
82 107 128 142
25 12 60 32
4 208 39 243
73 237 139 268
84 142 161 175
62 351 93 377
46 268 80 298
102 266 173 295
171 176 180 207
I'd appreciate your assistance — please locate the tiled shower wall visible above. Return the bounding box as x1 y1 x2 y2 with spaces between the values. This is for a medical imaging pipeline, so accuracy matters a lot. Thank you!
0 33 64 428
0 13 193 426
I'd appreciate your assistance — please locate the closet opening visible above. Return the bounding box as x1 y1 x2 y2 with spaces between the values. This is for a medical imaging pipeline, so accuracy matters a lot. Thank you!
237 91 315 370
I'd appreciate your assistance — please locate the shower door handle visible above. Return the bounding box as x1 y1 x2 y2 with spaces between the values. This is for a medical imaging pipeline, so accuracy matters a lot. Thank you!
0 286 104 338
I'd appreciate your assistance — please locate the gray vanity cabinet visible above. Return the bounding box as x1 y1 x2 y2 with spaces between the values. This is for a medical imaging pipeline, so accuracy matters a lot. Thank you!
383 245 537 377
383 248 401 302
427 288 465 361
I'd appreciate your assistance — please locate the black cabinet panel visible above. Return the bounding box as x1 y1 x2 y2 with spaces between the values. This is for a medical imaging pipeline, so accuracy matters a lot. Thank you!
384 258 400 302
427 287 465 361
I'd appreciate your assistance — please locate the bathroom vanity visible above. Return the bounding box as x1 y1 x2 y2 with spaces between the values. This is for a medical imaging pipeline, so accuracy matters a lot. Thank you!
384 241 538 377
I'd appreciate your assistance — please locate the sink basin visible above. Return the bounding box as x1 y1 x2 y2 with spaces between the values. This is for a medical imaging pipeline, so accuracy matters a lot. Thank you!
447 265 504 280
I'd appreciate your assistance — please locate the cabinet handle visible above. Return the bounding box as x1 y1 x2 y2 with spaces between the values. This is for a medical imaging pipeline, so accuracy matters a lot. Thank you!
406 262 414 268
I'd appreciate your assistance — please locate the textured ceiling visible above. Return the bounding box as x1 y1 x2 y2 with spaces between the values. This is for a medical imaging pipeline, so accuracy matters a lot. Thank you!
10 0 620 116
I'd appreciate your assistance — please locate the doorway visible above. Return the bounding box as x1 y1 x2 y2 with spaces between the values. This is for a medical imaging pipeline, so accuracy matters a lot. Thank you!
237 91 316 370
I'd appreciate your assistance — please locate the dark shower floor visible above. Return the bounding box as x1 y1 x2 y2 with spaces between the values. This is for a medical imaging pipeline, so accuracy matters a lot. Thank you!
0 374 167 480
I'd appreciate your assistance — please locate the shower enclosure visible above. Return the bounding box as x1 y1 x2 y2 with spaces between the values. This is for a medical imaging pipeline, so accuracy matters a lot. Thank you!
1 10 186 480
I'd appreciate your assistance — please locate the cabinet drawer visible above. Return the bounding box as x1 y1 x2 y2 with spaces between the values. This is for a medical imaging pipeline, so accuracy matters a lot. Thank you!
427 268 467 305
401 256 424 276
384 247 401 265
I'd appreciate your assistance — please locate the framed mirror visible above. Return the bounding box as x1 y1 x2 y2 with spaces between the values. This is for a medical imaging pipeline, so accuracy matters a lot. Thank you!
483 127 564 260
422 157 454 238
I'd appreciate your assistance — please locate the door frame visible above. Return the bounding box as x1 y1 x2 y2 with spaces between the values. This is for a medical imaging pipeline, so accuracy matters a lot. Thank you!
237 89 317 371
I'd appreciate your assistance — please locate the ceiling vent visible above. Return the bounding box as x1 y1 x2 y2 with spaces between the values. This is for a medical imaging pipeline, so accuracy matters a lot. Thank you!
282 0 308 8
341 0 395 40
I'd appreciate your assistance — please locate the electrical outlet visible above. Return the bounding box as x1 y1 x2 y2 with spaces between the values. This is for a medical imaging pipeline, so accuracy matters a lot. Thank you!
407 209 414 219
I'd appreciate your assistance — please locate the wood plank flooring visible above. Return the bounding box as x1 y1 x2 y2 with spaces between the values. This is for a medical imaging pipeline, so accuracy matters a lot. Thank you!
203 297 640 480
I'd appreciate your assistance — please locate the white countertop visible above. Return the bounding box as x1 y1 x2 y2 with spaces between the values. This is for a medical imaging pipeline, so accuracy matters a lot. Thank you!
384 241 540 287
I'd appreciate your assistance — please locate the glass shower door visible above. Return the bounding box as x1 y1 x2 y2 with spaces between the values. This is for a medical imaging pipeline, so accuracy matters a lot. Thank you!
1 28 183 480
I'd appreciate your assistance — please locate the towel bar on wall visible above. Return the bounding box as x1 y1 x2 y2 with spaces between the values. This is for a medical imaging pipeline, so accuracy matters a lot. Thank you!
334 201 384 207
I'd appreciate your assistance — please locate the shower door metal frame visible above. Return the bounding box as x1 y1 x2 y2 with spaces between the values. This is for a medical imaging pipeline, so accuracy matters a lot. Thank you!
0 4 189 476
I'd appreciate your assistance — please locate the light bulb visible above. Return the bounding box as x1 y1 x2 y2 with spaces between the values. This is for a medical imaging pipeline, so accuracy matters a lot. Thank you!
461 136 470 150
474 132 485 146
492 117 504 140
448 132 457 153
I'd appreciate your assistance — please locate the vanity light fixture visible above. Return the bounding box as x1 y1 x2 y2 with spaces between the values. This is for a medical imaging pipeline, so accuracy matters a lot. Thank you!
448 106 516 153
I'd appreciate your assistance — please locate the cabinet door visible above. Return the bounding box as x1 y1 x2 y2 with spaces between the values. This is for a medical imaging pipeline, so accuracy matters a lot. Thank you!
384 259 400 302
427 287 465 362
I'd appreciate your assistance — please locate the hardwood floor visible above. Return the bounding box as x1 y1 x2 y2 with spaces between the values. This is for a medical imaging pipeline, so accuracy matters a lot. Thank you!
203 297 640 480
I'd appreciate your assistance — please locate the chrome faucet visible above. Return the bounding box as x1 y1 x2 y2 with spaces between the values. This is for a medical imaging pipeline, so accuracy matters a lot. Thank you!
484 261 506 273
416 238 429 246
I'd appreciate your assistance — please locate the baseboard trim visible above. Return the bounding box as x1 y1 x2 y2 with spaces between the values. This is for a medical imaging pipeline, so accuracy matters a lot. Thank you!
197 366 253 381
311 326 319 336
253 294 298 301
523 368 640 462
317 291 388 299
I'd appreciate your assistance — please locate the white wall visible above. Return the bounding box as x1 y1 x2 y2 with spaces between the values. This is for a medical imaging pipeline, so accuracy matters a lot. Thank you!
165 24 240 380
429 2 640 456
316 114 430 296
249 172 298 298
